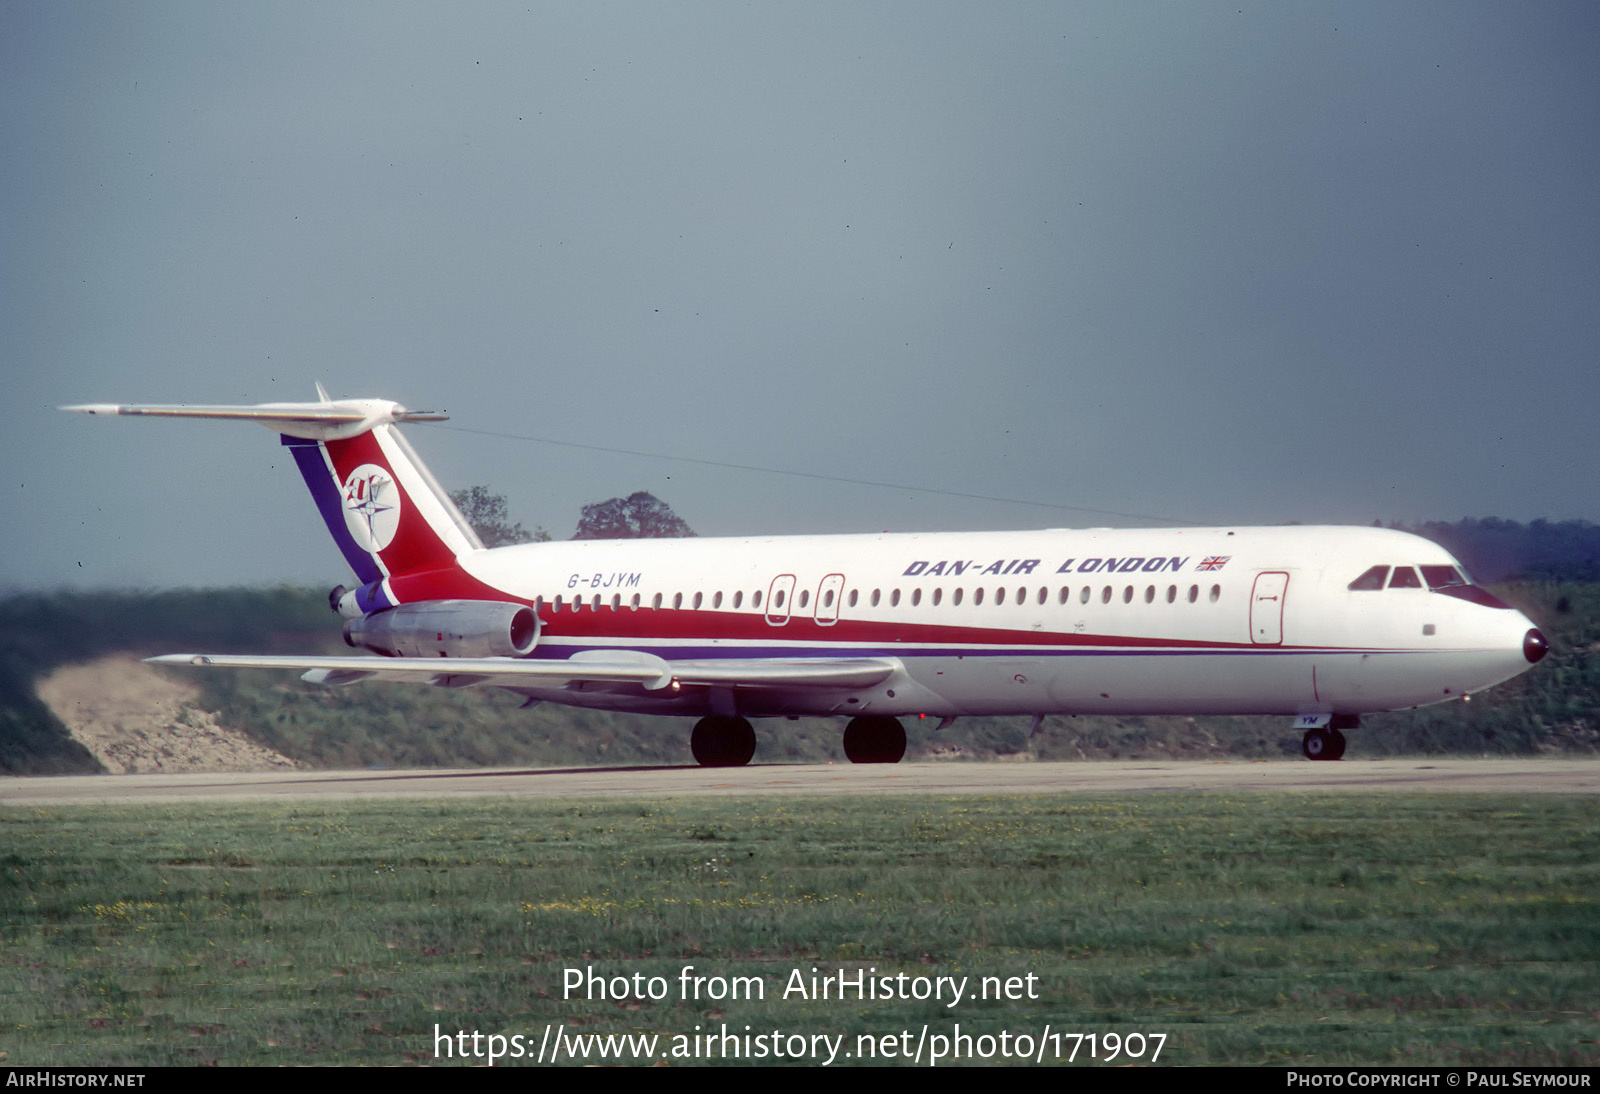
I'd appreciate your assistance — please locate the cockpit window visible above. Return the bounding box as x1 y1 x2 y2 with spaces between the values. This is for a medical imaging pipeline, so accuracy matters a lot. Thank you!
1421 565 1466 589
1388 567 1422 589
1348 565 1389 591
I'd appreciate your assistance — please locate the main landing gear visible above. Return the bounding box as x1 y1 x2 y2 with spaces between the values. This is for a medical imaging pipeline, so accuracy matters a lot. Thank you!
689 714 909 766
843 715 906 764
691 716 756 767
1302 714 1357 761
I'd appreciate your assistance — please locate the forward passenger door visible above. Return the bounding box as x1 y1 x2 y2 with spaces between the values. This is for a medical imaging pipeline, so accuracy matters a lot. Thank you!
1250 572 1289 645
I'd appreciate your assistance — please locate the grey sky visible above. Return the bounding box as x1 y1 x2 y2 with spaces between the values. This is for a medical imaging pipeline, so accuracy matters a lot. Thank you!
5 2 1597 590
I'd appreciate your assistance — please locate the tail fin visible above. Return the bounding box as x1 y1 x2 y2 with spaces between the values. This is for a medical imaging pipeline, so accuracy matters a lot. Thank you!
65 391 484 610
283 423 482 590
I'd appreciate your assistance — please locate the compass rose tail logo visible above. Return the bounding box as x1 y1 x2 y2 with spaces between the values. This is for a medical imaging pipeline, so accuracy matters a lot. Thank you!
341 464 401 552
277 422 481 595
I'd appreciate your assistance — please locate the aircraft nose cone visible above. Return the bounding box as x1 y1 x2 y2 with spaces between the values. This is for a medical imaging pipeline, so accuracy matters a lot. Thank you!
1523 628 1550 664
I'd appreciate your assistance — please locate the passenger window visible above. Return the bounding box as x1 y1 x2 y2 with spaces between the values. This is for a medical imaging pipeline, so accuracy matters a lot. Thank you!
911 588 922 607
1209 584 1221 602
1188 585 1198 603
822 590 833 608
1389 567 1422 589
752 590 762 609
870 589 881 607
1059 587 1070 604
974 588 985 606
1166 585 1176 603
847 589 858 608
1038 587 1047 605
1144 585 1155 603
652 593 662 610
891 589 901 607
1348 565 1389 591
554 595 563 613
996 586 1005 605
799 590 810 608
733 591 743 609
774 590 785 609
1080 587 1091 605
932 588 942 606
673 592 683 609
612 594 621 610
631 594 641 610
692 592 703 610
1122 586 1133 604
953 588 964 606
713 591 723 609
1101 586 1112 604
1016 587 1026 606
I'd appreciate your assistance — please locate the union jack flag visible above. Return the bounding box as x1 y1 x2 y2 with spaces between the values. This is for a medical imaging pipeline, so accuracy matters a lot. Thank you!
1197 555 1230 571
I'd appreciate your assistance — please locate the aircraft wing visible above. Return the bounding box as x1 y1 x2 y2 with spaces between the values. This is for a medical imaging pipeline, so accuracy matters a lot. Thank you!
146 652 899 692
662 659 897 688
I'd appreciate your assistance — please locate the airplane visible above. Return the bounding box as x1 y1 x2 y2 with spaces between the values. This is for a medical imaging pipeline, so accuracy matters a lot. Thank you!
64 389 1549 767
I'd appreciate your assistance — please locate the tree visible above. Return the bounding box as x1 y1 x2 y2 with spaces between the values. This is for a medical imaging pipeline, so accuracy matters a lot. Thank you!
572 491 696 540
448 486 550 548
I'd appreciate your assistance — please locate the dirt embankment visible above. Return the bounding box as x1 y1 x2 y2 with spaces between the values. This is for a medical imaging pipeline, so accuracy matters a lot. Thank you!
36 656 299 774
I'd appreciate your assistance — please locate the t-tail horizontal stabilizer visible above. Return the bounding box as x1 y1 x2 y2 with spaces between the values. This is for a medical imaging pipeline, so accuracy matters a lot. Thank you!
62 386 445 441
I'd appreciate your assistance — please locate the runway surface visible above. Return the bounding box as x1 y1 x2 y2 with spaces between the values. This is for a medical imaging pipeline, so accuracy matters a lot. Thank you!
2 757 1596 805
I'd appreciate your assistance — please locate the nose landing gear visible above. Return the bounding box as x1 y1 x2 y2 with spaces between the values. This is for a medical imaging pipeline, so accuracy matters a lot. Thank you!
1301 727 1346 760
1302 714 1357 761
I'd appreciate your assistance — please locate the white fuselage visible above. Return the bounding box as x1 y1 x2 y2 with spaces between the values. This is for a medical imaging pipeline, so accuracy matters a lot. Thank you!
450 525 1539 720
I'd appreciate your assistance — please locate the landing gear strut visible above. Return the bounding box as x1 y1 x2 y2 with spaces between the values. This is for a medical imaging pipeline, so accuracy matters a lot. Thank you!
842 716 906 764
691 716 756 767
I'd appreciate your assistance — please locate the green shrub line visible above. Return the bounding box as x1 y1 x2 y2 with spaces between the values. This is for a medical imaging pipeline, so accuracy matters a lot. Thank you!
1 583 1595 774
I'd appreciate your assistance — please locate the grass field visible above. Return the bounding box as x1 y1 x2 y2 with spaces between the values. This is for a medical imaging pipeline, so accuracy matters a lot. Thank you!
1 792 1596 1066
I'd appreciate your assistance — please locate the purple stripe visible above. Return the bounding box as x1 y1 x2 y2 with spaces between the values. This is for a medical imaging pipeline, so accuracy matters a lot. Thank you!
354 579 394 613
529 642 1402 661
282 435 382 584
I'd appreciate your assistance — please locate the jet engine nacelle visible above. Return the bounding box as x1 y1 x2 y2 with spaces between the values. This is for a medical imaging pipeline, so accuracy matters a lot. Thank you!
344 600 540 658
